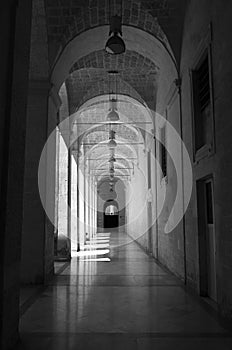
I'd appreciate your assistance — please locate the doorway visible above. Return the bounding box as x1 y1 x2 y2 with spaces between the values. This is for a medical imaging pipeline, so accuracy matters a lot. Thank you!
104 204 119 228
197 177 217 301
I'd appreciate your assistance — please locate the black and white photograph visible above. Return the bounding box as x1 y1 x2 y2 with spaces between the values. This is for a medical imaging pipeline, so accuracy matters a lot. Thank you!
1 0 232 349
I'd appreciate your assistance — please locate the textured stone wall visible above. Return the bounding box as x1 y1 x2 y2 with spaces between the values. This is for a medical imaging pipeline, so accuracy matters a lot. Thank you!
57 133 68 240
0 1 32 349
21 81 50 284
66 49 158 112
21 0 51 284
45 0 170 63
127 146 149 251
180 0 232 316
156 88 185 280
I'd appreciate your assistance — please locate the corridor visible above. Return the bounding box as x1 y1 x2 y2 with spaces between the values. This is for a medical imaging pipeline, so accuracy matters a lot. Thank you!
18 230 232 350
2 1 232 349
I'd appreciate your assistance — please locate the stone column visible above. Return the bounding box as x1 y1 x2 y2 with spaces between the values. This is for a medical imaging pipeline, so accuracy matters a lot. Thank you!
84 161 88 241
94 180 97 235
90 175 93 239
20 80 50 284
54 127 60 257
67 148 72 243
70 150 78 251
86 172 90 240
151 129 159 259
89 175 92 239
0 1 32 348
78 162 85 248
43 88 61 277
147 149 153 254
76 156 80 251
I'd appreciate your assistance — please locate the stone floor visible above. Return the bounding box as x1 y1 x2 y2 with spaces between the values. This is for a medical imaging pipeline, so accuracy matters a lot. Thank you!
16 230 232 349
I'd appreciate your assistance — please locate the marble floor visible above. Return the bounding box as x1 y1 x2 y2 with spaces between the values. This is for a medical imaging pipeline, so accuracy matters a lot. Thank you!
17 230 232 349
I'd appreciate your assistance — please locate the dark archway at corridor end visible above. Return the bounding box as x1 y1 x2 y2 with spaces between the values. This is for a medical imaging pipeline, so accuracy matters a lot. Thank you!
104 200 119 228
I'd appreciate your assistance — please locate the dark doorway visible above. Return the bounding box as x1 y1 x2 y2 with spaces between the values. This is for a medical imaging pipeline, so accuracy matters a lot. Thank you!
104 204 119 228
104 214 119 228
197 177 217 301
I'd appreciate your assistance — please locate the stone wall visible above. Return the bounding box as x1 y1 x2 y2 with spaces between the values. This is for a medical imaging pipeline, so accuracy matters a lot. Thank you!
0 1 32 348
180 0 232 316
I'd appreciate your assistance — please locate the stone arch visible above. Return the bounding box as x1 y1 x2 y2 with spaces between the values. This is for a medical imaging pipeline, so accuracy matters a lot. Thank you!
96 160 131 174
51 25 177 115
66 49 158 111
88 153 136 175
80 122 142 146
67 93 153 164
71 94 154 137
46 0 173 66
70 49 158 74
76 73 146 110
84 142 138 161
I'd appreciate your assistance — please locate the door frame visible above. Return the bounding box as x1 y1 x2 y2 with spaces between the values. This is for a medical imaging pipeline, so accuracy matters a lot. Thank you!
104 213 119 228
196 175 217 299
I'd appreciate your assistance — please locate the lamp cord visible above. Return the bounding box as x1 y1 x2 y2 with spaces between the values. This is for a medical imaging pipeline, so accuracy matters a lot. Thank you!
108 0 111 23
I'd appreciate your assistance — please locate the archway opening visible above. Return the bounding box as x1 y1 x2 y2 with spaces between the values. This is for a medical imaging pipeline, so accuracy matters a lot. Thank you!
46 0 179 264
104 202 119 228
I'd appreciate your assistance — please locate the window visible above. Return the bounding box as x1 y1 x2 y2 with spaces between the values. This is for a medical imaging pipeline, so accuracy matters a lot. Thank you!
160 125 167 178
191 48 214 160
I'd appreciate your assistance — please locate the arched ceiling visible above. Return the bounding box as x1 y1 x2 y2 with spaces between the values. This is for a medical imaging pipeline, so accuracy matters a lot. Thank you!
66 93 152 185
44 0 179 62
65 49 158 113
85 156 135 185
69 49 158 74
82 124 141 145
69 94 153 141
79 141 139 174
45 0 186 187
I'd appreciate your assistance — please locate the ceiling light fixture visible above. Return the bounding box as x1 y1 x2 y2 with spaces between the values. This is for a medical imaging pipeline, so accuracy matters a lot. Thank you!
105 6 125 55
107 103 120 121
108 129 117 149
106 71 120 121
108 139 117 149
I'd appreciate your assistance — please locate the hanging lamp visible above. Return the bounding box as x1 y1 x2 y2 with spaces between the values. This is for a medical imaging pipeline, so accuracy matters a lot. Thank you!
108 129 117 149
105 2 125 56
107 106 120 121
106 71 120 121
108 139 117 149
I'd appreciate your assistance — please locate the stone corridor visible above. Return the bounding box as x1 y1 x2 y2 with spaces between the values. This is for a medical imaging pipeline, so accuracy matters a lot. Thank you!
17 230 232 350
2 2 232 348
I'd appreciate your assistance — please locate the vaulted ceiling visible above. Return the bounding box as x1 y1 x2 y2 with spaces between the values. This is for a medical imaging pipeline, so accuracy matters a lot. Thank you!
43 0 186 183
66 50 158 113
45 0 186 110
45 0 186 63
